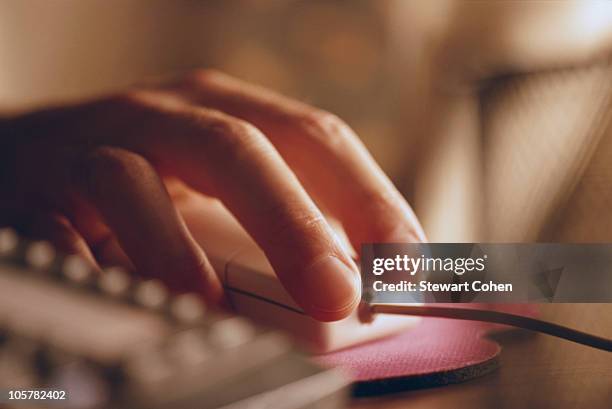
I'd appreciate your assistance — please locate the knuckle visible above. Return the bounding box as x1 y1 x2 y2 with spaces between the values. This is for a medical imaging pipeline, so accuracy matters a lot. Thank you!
261 201 329 247
359 190 405 226
89 146 150 176
299 110 354 149
358 190 420 240
100 90 168 122
183 68 227 87
361 189 398 212
301 110 345 134
214 117 261 141
78 147 152 195
204 116 270 159
106 90 157 110
163 107 273 166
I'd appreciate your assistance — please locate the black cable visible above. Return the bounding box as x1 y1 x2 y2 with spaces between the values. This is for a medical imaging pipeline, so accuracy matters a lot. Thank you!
370 304 612 352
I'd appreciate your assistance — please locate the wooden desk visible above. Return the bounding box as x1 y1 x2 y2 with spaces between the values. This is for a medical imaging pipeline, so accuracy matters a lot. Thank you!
350 304 612 409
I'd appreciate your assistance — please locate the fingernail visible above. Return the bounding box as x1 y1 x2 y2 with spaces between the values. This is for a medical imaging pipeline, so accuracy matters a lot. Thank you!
303 255 361 321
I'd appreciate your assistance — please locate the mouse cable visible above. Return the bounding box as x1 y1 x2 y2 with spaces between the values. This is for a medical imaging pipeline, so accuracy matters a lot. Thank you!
369 304 612 352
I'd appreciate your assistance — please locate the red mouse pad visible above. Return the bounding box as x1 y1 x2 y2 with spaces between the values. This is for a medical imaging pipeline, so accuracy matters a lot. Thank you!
315 304 538 396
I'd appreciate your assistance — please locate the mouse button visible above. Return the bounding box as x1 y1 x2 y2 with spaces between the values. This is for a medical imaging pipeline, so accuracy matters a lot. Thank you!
225 246 300 310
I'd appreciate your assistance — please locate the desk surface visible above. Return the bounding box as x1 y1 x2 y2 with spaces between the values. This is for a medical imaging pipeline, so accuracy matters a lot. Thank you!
350 304 612 409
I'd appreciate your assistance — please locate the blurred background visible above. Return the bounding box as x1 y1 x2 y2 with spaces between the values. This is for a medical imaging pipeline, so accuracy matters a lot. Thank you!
2 0 612 243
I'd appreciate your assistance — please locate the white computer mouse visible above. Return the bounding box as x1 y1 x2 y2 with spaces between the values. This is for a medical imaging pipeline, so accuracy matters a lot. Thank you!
180 195 420 354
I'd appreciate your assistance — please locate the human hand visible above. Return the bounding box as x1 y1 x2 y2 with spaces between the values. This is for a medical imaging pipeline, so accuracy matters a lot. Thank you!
0 70 425 321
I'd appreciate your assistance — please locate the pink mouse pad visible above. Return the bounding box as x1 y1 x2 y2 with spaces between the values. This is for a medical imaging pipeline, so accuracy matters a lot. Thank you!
315 304 538 396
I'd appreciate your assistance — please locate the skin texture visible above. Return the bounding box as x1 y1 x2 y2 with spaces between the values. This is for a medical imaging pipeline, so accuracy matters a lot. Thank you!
0 70 425 322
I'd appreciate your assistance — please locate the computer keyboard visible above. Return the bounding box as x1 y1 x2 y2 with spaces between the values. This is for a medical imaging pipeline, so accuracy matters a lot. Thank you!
0 228 349 409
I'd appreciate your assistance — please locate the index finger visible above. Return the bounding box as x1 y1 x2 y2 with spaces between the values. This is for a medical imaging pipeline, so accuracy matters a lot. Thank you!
102 94 361 321
167 71 426 250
